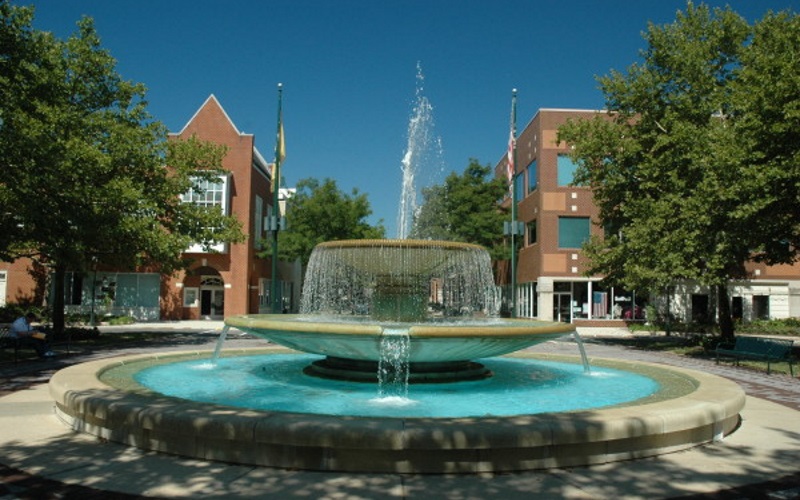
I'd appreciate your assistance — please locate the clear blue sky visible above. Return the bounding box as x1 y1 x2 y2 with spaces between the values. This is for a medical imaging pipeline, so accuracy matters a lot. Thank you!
25 0 799 237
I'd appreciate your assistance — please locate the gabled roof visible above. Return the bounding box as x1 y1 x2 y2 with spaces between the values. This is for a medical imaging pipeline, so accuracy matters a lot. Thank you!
169 94 272 180
170 94 248 137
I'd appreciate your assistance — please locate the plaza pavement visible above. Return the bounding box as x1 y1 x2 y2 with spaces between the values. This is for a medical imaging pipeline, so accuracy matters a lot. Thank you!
0 322 798 499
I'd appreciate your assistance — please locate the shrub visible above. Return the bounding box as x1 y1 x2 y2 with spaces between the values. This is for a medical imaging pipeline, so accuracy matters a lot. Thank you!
738 318 800 336
0 303 50 323
107 315 135 325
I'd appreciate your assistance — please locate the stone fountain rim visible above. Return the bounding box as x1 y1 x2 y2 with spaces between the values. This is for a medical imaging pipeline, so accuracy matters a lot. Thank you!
224 314 576 337
315 238 486 251
49 348 745 473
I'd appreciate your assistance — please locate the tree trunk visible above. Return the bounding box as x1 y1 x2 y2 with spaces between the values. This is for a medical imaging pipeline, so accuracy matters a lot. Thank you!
664 285 672 337
717 283 735 342
51 263 66 337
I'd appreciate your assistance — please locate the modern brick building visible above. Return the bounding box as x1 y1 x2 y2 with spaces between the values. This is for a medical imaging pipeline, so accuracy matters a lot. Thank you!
0 95 300 320
497 108 800 324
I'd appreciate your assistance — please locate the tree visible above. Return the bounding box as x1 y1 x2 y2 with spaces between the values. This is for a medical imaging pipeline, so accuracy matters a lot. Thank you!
557 3 800 340
408 183 450 241
0 3 244 333
410 159 508 260
276 178 385 266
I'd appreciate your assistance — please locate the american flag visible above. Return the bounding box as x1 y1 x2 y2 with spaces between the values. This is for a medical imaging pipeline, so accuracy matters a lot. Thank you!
593 292 608 318
507 128 515 195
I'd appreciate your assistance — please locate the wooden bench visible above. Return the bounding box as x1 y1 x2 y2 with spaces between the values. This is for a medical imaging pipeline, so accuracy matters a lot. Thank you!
715 336 795 376
0 323 20 364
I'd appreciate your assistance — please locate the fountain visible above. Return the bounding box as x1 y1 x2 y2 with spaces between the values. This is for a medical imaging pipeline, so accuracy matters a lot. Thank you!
225 239 573 383
47 68 744 474
49 237 745 473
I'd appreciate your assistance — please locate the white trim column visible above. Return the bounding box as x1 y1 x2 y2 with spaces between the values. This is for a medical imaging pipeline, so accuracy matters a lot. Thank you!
538 277 554 321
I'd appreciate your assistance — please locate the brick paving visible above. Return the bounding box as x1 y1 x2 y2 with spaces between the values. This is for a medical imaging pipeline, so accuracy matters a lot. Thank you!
0 327 798 499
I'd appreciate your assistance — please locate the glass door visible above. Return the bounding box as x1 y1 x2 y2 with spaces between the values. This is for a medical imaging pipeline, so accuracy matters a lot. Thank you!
553 292 572 323
201 288 225 318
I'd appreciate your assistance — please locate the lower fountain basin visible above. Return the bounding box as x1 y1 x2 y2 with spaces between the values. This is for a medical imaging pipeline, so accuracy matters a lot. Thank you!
131 354 662 417
49 349 745 473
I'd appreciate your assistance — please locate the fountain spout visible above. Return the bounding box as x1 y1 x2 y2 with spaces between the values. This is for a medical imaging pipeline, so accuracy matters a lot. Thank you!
211 325 231 365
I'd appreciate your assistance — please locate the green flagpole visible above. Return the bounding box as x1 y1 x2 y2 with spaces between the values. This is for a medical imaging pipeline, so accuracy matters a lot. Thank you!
271 83 283 313
510 89 518 318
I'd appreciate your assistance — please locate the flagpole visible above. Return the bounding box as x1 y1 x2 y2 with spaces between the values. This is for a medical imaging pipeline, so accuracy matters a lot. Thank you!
271 83 283 313
510 89 518 318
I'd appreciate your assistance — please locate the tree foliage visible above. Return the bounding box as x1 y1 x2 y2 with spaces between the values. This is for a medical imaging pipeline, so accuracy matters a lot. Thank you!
410 159 508 260
0 2 244 332
557 3 800 339
276 178 385 266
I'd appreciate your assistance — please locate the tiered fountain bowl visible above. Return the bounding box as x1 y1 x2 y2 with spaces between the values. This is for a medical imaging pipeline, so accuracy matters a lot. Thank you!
49 239 745 474
226 239 574 382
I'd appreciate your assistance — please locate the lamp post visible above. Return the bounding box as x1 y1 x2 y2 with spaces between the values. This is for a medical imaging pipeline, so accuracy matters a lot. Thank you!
503 89 520 318
270 83 284 313
90 255 98 327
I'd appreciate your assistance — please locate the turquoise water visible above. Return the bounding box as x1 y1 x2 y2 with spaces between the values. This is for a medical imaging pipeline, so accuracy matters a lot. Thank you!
134 354 659 418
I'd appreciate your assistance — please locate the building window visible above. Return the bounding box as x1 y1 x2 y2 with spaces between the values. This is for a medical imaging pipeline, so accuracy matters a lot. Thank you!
558 217 590 248
65 273 84 306
181 176 228 213
61 271 160 319
557 154 579 186
573 281 589 319
527 159 537 194
593 289 609 319
201 275 224 287
514 173 525 201
526 220 537 246
259 278 271 310
259 278 292 313
753 295 769 320
518 282 537 318
183 287 199 307
181 175 230 253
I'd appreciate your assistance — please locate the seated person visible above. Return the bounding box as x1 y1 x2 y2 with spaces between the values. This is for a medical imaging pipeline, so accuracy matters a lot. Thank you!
10 312 55 358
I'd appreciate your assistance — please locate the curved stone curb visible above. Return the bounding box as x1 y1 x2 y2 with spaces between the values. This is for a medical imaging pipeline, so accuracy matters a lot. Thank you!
49 349 745 474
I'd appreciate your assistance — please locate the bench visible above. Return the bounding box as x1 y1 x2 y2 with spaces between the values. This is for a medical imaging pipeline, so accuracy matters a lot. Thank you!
0 323 20 364
715 336 795 376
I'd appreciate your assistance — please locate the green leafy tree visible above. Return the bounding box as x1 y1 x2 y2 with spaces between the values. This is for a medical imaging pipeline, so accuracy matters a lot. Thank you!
0 3 244 333
408 183 450 240
276 178 385 266
557 3 800 340
410 159 508 260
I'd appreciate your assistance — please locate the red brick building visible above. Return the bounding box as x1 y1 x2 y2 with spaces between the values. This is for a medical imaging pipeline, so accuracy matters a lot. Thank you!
497 108 800 324
164 95 293 320
0 95 300 320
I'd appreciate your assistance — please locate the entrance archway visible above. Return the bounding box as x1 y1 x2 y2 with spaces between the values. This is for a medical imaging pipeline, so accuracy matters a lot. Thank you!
190 266 225 320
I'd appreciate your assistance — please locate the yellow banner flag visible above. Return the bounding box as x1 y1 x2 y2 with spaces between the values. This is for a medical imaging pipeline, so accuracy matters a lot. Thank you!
277 119 286 163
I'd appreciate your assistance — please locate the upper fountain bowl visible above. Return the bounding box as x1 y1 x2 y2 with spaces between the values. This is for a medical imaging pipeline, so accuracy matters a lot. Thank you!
299 239 501 322
310 239 487 275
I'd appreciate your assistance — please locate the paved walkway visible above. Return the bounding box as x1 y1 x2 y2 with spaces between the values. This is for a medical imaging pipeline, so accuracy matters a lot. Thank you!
0 323 798 499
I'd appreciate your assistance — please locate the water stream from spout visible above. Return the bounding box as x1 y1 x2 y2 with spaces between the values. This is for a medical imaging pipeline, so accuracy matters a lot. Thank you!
377 328 411 399
211 325 231 365
573 331 591 374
